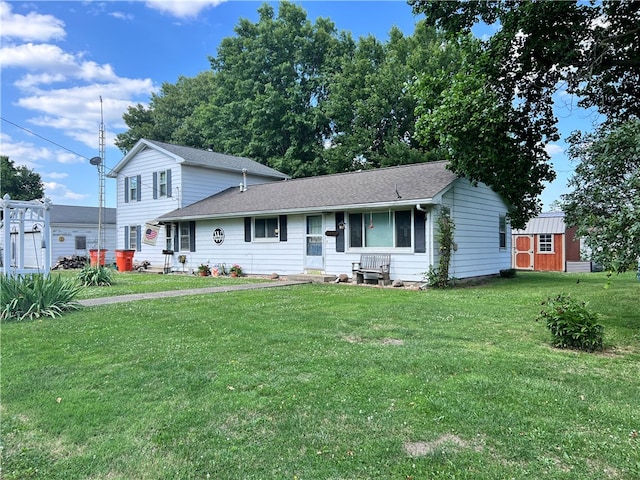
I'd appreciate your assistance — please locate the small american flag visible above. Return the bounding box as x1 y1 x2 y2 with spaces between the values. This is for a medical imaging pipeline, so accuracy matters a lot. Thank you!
143 223 160 245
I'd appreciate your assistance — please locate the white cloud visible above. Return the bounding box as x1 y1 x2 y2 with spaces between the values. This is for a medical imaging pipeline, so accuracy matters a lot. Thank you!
16 78 155 149
0 1 66 42
110 11 134 21
1 43 119 86
545 143 565 157
45 172 69 180
43 181 89 202
145 0 225 18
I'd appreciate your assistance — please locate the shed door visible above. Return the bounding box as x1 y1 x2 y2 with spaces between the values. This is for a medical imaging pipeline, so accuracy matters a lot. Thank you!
513 235 534 270
305 215 324 271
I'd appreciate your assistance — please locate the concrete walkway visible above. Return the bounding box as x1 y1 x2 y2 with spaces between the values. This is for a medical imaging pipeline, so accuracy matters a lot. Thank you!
78 280 311 307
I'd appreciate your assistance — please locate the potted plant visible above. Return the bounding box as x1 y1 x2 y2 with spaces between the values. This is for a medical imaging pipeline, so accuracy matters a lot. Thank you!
197 263 211 276
229 264 243 277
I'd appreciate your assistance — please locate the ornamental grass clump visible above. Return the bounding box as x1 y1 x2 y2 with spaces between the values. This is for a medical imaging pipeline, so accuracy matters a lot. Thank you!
77 265 113 286
537 293 604 352
1 273 82 321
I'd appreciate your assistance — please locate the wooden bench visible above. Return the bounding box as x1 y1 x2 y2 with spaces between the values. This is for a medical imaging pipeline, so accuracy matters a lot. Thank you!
352 254 391 286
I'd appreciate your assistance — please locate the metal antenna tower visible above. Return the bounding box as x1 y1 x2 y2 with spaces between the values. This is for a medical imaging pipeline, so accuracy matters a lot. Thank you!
90 96 106 263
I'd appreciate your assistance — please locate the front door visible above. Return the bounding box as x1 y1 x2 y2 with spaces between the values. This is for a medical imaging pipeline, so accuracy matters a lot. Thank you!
513 234 534 270
305 215 324 271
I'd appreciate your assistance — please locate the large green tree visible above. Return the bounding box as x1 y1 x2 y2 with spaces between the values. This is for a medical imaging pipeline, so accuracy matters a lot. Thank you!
409 0 640 228
562 120 640 274
323 23 453 172
115 72 217 153
186 2 349 177
0 156 44 201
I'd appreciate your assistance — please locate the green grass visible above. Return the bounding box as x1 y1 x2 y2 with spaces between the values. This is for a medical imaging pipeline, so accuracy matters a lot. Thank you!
2 272 639 479
50 269 266 299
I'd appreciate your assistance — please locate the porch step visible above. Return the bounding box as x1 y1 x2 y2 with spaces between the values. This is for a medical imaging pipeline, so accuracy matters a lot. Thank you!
287 274 337 284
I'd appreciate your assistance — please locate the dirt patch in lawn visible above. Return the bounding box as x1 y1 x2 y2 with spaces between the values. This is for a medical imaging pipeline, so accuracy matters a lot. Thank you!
343 336 404 346
404 433 483 457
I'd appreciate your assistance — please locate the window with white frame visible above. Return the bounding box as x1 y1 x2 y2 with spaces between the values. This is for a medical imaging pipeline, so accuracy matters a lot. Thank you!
129 225 138 250
348 210 412 249
165 224 173 251
129 176 138 201
255 217 279 239
538 233 553 253
179 222 191 251
159 170 168 197
499 215 507 249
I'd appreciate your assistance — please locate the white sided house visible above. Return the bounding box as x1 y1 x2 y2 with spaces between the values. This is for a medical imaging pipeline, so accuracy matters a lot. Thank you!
0 197 116 272
107 139 289 267
154 157 512 282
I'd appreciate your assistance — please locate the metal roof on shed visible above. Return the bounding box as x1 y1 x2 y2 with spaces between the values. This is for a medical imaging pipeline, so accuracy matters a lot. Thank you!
513 212 566 234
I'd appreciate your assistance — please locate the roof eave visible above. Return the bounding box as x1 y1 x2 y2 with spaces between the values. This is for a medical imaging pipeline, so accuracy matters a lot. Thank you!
157 198 439 222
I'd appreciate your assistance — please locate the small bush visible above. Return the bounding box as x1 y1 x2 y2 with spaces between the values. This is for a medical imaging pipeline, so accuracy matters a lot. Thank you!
536 294 604 352
1 273 82 321
499 268 516 278
77 265 113 286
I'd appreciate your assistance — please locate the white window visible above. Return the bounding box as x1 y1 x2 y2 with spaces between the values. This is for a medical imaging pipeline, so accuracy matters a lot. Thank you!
159 170 168 197
129 225 138 250
539 234 553 253
129 176 138 201
180 222 191 251
348 210 412 249
499 215 507 249
255 217 279 239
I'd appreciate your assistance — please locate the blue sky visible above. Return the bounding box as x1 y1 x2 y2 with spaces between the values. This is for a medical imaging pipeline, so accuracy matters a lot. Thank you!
1 0 599 210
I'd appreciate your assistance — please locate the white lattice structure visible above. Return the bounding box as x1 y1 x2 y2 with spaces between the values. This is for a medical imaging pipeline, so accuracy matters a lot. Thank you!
0 194 52 277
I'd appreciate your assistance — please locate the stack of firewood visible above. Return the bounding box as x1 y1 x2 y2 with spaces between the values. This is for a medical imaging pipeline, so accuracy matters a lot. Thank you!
52 255 89 270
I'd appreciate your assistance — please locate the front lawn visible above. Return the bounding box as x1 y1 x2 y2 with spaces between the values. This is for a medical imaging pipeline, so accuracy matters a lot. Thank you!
2 272 638 479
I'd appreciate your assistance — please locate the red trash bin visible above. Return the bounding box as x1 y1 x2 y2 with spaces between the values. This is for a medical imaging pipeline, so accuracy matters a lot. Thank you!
115 249 135 271
89 249 107 266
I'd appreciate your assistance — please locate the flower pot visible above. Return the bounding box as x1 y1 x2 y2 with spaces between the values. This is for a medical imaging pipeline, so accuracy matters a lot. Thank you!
230 271 238 277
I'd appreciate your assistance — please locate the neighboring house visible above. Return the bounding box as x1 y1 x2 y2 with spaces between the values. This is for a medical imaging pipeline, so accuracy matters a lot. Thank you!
512 211 592 272
0 201 116 270
137 148 512 282
107 139 289 267
49 205 117 264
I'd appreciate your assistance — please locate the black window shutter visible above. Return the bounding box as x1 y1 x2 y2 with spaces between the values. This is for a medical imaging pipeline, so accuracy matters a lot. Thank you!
173 224 179 252
244 217 251 242
166 169 172 197
153 172 158 199
136 175 142 202
335 212 345 252
189 221 196 252
279 215 287 242
124 177 129 203
124 225 130 248
414 208 426 253
136 225 142 251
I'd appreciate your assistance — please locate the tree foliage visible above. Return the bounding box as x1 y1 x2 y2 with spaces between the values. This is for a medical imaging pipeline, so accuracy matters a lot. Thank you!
115 2 471 179
409 0 640 228
0 155 44 201
562 120 640 274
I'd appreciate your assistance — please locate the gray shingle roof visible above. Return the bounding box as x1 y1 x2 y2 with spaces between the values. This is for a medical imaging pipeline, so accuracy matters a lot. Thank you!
145 140 289 179
159 161 458 221
50 205 116 225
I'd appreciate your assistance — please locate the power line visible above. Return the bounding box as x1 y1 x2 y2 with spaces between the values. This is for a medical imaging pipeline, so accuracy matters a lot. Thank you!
1 116 91 160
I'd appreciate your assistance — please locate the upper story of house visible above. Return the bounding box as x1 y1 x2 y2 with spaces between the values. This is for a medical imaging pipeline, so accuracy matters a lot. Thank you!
107 139 289 226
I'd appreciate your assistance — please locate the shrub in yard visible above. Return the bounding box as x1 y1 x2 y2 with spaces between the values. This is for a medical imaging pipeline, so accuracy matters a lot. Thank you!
1 273 82 321
536 294 604 352
77 265 113 286
499 268 516 278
